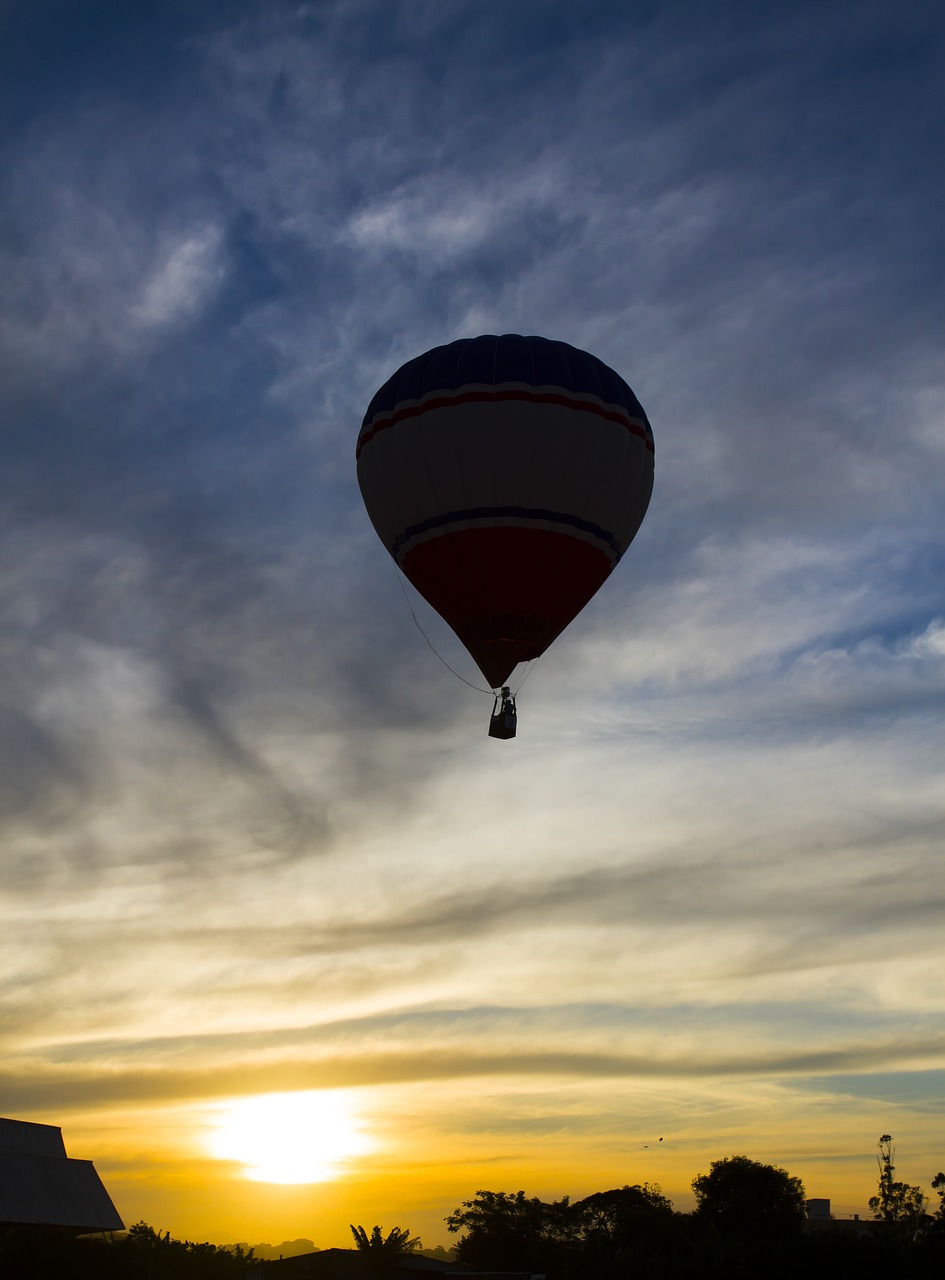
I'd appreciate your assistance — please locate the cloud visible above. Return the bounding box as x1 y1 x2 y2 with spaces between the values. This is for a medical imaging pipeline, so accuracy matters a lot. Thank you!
4 1018 944 1115
0 1 942 1230
0 138 227 388
131 226 226 328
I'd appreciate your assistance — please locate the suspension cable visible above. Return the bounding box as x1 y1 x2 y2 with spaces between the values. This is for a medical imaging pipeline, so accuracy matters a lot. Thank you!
511 658 538 697
394 569 494 694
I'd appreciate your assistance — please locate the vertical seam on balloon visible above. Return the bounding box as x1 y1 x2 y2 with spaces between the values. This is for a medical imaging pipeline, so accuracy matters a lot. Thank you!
554 346 611 617
514 335 545 594
467 335 499 641
452 337 485 651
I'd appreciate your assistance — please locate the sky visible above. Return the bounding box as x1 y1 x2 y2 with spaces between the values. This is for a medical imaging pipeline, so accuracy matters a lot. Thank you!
1 0 943 1252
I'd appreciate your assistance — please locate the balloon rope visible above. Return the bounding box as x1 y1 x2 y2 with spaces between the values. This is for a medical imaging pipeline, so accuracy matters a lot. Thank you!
511 659 538 697
395 569 494 694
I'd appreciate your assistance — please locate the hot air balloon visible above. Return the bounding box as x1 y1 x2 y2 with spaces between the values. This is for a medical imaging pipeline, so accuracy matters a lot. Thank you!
356 334 654 736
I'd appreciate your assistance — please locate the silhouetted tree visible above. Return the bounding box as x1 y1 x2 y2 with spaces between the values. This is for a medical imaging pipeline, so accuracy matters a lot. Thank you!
575 1183 673 1245
922 1171 945 1264
571 1183 676 1274
932 1171 945 1218
440 1169 945 1280
446 1190 577 1275
692 1155 806 1233
868 1135 927 1224
349 1224 421 1255
118 1222 253 1276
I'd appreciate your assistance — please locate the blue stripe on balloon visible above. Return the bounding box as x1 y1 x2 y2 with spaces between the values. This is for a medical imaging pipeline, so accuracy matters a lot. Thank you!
391 507 623 560
362 335 652 436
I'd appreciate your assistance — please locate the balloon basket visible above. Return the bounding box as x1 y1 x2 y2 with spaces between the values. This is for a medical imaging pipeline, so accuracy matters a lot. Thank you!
488 688 517 740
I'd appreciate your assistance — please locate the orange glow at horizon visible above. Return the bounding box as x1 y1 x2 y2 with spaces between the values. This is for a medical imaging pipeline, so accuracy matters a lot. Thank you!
204 1091 376 1184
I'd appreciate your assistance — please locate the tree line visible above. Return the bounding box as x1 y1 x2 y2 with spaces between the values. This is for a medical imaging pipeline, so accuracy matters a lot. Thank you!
438 1141 945 1278
2 1135 942 1278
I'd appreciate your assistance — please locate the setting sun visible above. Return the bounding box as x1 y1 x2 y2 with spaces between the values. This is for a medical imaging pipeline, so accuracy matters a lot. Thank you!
205 1091 375 1184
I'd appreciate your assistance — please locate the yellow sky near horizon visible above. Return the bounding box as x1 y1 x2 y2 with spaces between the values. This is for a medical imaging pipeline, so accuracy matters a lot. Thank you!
6 695 943 1249
28 1069 942 1250
6 681 942 1250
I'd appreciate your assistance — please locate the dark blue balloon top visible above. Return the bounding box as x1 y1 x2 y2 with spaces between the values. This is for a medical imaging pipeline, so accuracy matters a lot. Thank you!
362 334 652 440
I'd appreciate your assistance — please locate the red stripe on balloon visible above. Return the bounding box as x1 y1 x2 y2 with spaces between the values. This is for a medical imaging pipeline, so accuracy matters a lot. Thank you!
356 389 653 460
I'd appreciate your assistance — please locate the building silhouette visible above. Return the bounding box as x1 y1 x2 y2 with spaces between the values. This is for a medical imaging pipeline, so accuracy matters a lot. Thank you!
0 1116 123 1233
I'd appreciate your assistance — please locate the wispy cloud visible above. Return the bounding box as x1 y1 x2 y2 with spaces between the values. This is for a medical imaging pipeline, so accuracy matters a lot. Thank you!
131 226 226 328
0 0 942 1244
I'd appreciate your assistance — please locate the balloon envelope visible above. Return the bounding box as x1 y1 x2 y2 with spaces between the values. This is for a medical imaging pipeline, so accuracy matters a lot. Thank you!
357 334 654 689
